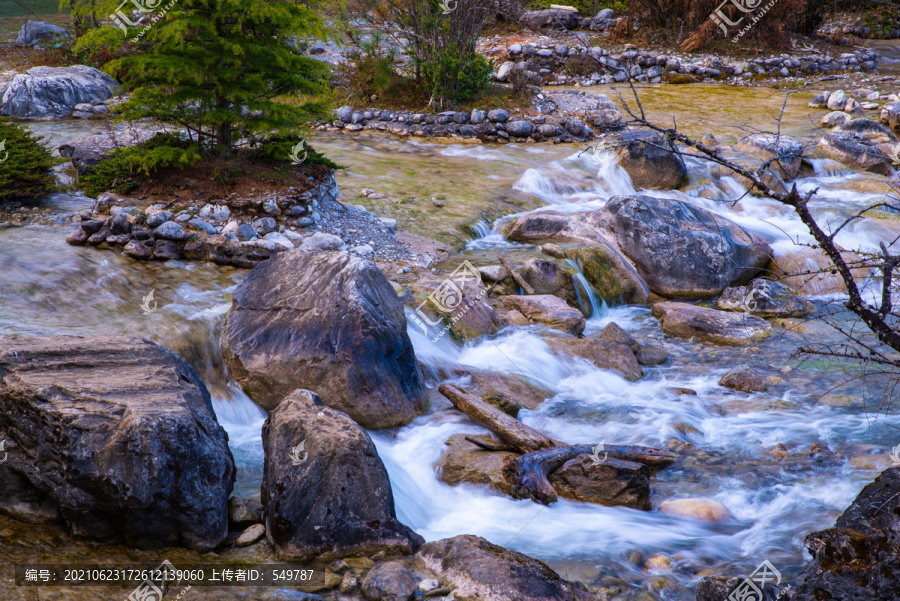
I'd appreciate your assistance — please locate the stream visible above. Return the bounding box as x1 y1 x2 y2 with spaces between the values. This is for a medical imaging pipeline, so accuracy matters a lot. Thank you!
4 85 900 599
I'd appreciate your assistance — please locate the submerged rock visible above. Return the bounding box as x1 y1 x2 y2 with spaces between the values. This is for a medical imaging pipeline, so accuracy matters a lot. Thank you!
0 335 234 550
414 535 596 601
658 498 732 522
651 302 771 345
262 390 422 561
614 131 686 190
719 365 768 393
546 337 643 381
223 250 427 429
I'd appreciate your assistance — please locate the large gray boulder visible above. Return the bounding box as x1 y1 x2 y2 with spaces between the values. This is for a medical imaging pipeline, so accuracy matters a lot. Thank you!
262 390 422 561
414 535 596 601
614 131 686 190
15 21 70 47
818 131 891 175
522 9 581 30
223 250 427 429
598 195 772 298
0 336 234 551
0 65 119 119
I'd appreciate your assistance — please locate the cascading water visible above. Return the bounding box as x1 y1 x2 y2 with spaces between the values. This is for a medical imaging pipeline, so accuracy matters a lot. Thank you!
565 258 608 320
470 219 491 239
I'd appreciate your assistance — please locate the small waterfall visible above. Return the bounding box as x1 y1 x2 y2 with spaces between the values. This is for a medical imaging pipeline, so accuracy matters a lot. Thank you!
471 219 491 239
566 259 608 319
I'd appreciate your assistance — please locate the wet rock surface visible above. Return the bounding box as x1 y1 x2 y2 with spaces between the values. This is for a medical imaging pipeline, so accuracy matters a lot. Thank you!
651 302 772 345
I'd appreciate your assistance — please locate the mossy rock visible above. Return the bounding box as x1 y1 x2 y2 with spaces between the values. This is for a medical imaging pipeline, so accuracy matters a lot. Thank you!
565 247 624 305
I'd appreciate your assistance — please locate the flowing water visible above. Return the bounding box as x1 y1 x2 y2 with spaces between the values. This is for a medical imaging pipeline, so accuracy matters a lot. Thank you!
4 86 900 599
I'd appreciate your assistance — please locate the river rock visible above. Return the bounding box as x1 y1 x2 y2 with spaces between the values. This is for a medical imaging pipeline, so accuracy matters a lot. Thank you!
235 523 266 547
658 498 732 522
719 366 768 392
549 455 651 509
880 100 900 131
0 336 234 550
451 368 552 414
717 279 814 317
522 9 581 29
767 247 869 296
153 220 187 241
826 89 847 111
790 467 900 601
299 231 343 251
546 337 643 381
498 294 586 335
651 302 771 345
222 250 427 429
58 129 156 174
505 212 571 241
360 561 417 601
436 434 514 495
820 111 852 128
262 390 422 561
152 239 182 261
123 239 152 260
614 131 686 190
15 21 70 46
808 91 829 108
818 131 892 175
734 134 803 179
506 120 534 138
521 258 576 304
66 227 89 245
835 118 897 143
635 342 667 365
600 321 637 350
597 195 772 298
0 65 119 119
414 535 596 601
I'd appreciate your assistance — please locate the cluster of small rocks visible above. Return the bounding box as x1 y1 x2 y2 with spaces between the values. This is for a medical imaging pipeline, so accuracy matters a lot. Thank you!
493 43 878 86
68 98 112 119
522 7 618 32
818 15 898 41
64 172 409 266
320 104 597 142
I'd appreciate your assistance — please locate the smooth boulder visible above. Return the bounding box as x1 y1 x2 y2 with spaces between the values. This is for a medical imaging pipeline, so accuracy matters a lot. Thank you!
222 250 427 429
818 131 891 175
614 131 686 190
414 535 596 601
599 196 772 298
0 65 119 119
0 336 234 551
498 294 586 335
651 302 771 345
262 390 422 561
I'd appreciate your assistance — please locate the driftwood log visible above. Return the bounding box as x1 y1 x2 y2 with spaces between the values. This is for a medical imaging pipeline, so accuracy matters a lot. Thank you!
498 256 535 295
440 382 678 505
504 444 677 505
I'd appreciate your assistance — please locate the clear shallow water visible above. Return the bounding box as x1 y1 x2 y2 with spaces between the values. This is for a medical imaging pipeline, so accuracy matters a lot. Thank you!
4 114 900 598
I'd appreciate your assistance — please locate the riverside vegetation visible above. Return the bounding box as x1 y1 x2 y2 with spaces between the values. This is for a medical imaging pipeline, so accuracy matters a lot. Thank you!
1 1 900 601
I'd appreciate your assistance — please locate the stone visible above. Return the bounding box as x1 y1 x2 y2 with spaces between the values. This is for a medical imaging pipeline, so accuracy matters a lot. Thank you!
146 210 173 228
820 110 852 128
0 65 119 119
506 120 534 138
15 20 69 47
199 203 230 221
66 227 88 245
123 239 152 260
187 218 217 235
470 109 486 124
264 232 295 250
658 498 732 522
351 244 374 256
600 321 638 350
599 195 772 298
496 61 515 82
651 302 771 345
808 92 830 109
546 337 643 381
262 390 422 560
0 336 234 550
521 258 573 300
58 129 155 174
299 231 344 251
436 434 515 495
334 106 353 123
478 265 509 282
734 134 803 179
818 131 891 175
825 89 847 111
634 342 667 365
235 223 257 241
549 456 651 509
837 118 897 142
717 279 814 317
487 109 509 123
262 197 281 216
108 212 131 235
152 239 182 261
789 467 900 601
414 535 595 601
719 366 768 392
360 561 417 601
505 212 570 240
522 9 581 29
153 221 187 241
498 295 585 335
235 523 266 547
880 101 900 131
223 251 427 428
252 216 277 236
453 368 552 414
614 131 686 189
228 496 263 526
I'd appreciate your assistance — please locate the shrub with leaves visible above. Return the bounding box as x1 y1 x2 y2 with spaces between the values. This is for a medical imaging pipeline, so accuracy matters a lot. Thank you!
0 121 56 202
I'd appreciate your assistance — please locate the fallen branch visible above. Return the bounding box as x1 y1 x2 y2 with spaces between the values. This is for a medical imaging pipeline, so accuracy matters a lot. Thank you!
505 444 677 505
499 256 535 295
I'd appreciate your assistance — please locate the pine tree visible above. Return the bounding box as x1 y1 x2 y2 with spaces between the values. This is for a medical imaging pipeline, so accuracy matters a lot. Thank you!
105 0 330 156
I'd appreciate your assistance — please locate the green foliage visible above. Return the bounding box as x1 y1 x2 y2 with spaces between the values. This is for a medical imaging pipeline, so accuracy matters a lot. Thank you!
421 46 492 104
249 133 344 170
105 0 332 155
0 121 57 202
73 26 129 67
61 0 121 36
80 133 200 196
